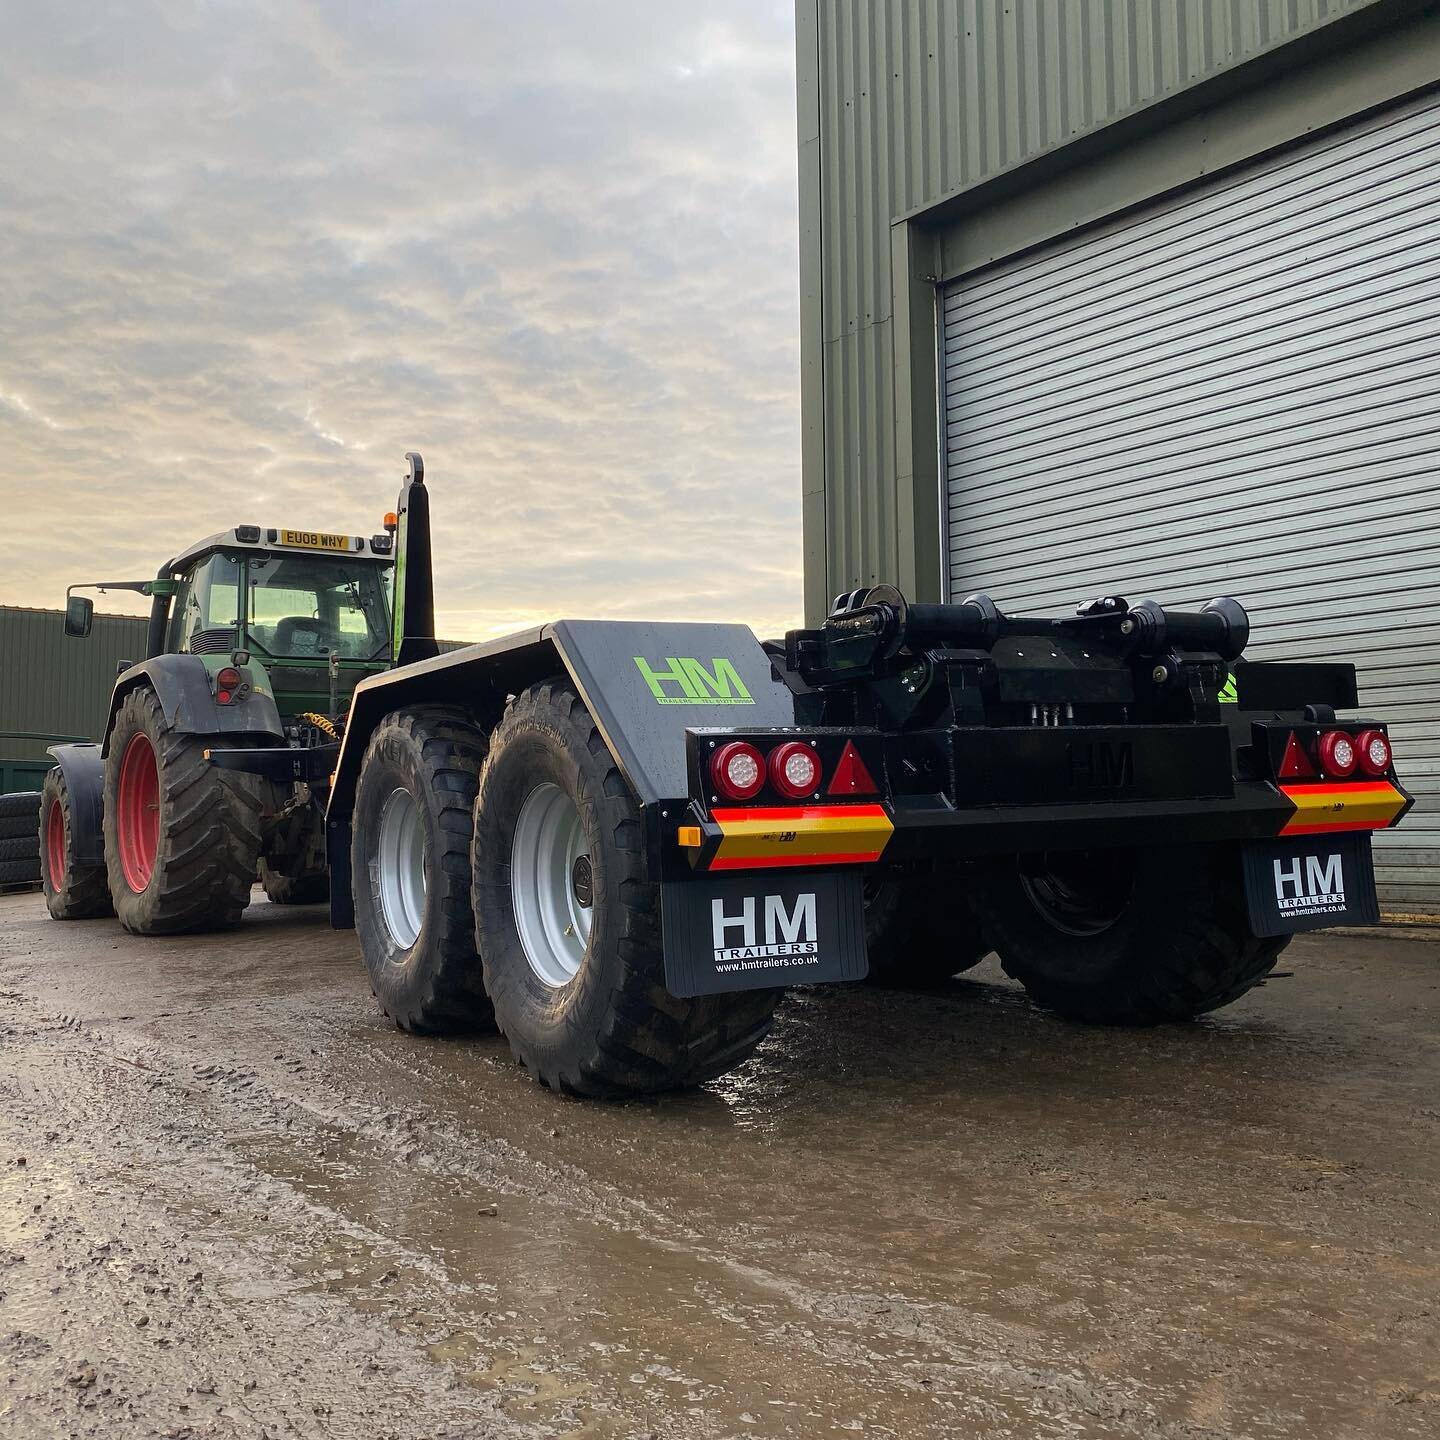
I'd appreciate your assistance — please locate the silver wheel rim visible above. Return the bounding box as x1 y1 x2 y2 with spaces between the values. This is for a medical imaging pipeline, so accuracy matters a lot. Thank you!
377 786 426 950
511 782 592 988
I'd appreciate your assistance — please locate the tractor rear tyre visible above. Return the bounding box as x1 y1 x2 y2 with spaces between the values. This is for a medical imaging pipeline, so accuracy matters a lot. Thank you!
471 679 780 1098
351 707 493 1033
40 767 113 920
260 858 329 906
970 843 1288 1024
103 687 265 934
863 874 988 986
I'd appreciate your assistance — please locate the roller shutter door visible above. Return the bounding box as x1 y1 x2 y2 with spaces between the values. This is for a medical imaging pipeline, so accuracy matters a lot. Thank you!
941 89 1440 912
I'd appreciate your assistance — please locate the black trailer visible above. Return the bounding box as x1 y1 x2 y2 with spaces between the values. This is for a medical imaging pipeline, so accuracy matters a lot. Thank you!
44 452 1411 1097
275 456 1410 1097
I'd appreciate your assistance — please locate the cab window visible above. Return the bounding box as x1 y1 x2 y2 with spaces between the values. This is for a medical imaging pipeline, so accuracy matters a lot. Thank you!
165 554 241 655
243 555 391 660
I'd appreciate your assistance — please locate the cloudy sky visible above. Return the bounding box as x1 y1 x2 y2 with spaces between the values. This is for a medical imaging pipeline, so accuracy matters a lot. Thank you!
0 1 801 641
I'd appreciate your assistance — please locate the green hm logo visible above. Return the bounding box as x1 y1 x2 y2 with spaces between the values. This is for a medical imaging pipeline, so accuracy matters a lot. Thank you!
633 656 754 706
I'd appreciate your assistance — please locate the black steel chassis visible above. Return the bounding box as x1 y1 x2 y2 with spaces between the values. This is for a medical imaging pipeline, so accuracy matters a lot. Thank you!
186 581 1412 998
308 588 1404 899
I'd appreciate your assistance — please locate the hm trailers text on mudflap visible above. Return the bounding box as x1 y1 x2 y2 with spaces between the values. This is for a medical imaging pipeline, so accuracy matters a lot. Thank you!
41 455 1412 1097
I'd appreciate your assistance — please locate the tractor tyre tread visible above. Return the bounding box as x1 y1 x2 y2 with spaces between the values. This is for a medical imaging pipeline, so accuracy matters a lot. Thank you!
260 859 329 906
104 687 264 934
40 766 113 920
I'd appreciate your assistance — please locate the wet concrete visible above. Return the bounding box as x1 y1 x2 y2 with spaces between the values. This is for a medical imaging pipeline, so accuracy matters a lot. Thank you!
0 890 1436 1439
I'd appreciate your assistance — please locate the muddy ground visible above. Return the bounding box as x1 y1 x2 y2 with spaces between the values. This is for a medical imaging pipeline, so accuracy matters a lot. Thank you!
0 890 1436 1440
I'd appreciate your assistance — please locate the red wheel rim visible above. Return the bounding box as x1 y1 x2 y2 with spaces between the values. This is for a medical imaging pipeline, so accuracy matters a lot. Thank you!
44 796 66 889
116 732 160 892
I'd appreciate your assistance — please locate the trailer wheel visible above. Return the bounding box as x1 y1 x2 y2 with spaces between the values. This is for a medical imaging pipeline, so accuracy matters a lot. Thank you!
259 858 329 906
971 843 1288 1023
472 679 780 1098
863 875 988 986
40 767 113 920
351 708 493 1033
103 687 265 934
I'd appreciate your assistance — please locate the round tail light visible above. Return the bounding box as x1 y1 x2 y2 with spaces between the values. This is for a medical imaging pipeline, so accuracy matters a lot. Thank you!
1317 730 1358 779
1354 729 1392 777
710 742 766 802
769 742 821 800
215 666 242 706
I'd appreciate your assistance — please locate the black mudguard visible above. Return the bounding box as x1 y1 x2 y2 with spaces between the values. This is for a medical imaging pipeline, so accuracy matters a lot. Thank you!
325 619 798 928
105 655 284 751
45 743 106 867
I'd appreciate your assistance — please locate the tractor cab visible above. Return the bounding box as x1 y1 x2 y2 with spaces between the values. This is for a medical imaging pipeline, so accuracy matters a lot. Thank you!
66 523 396 724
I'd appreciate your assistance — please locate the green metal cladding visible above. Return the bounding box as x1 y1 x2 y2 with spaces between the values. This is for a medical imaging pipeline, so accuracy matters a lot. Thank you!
0 606 148 791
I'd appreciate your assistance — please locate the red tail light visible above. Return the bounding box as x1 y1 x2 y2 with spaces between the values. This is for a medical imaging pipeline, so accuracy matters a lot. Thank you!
711 742 765 802
827 740 879 796
1277 732 1316 780
215 666 242 705
769 742 821 800
1317 730 1358 779
1354 729 1392 777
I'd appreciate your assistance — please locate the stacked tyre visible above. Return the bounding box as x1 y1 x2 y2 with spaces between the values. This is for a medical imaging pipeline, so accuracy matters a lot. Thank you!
0 790 42 889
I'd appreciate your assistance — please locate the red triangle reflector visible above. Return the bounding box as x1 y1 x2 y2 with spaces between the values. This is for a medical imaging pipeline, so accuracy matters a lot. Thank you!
827 741 879 796
1278 732 1316 780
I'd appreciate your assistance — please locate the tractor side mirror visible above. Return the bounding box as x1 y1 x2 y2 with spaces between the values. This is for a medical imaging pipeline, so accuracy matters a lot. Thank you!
64 595 94 639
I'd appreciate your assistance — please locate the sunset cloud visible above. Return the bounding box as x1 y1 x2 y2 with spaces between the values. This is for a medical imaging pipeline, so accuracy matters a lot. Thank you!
0 0 801 641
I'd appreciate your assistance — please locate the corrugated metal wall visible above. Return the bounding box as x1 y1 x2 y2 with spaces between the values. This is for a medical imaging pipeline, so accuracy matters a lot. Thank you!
803 0 1380 614
940 89 1440 912
0 606 149 788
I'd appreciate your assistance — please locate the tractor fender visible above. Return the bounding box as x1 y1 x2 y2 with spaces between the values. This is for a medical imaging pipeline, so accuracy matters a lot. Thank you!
103 655 285 752
45 743 106 867
323 619 797 928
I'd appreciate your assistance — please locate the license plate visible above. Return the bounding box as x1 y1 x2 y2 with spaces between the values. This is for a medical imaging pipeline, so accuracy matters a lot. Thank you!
1242 833 1379 937
278 528 351 552
661 868 868 997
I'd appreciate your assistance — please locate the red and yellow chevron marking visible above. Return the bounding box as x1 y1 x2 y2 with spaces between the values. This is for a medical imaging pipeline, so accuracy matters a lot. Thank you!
707 804 893 871
1279 780 1408 836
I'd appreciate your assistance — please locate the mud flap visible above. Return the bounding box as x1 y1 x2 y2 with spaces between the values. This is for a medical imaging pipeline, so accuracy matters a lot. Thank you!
1242 832 1380 937
660 868 868 997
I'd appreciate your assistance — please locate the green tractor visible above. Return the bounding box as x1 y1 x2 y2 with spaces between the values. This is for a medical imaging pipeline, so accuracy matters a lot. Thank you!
40 458 421 931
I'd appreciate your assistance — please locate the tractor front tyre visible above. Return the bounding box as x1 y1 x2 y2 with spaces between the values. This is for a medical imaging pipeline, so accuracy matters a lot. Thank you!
471 679 780 1099
259 858 329 906
103 687 264 934
351 708 493 1033
863 873 988 987
970 843 1288 1024
40 767 113 920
